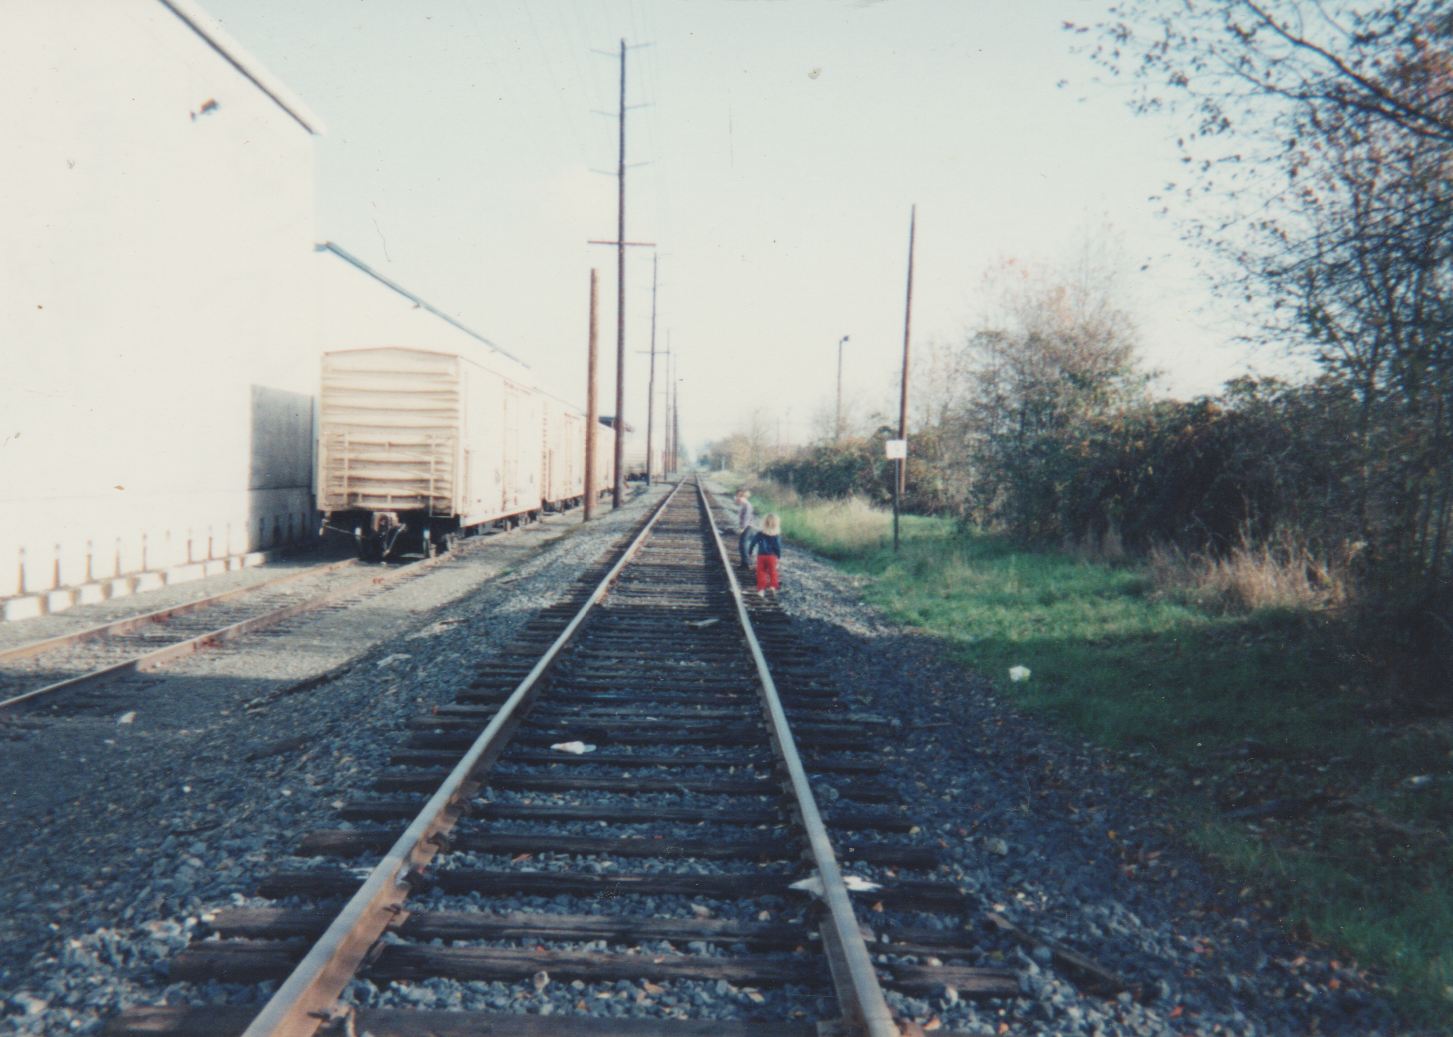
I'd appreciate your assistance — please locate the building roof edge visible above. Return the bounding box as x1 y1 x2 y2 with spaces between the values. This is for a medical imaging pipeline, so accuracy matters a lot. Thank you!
315 242 530 371
158 0 327 136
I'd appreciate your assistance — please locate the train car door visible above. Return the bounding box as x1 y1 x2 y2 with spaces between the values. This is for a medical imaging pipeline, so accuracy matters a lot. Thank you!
522 389 543 508
564 412 582 498
459 357 505 529
541 402 553 504
502 384 520 513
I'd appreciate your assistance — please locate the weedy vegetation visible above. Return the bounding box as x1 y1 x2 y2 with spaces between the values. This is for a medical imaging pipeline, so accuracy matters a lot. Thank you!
739 481 1453 1030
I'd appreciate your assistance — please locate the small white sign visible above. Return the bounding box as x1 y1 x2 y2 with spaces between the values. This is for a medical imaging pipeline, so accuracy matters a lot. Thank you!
884 438 907 460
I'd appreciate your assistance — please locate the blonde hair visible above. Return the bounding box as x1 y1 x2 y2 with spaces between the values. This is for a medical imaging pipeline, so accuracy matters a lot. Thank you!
760 512 781 535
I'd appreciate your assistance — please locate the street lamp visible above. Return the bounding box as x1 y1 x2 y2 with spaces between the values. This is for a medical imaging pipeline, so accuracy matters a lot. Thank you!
835 335 850 441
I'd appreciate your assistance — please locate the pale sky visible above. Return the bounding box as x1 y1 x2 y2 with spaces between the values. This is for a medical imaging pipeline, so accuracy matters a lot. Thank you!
201 0 1258 456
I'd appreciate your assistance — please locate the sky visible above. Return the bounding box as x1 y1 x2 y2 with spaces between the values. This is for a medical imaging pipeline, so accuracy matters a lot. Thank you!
201 0 1260 457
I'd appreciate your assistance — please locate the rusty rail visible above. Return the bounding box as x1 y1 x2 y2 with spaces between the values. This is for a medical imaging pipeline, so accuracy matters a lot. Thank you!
237 481 685 1037
0 557 358 667
698 479 900 1037
0 554 440 713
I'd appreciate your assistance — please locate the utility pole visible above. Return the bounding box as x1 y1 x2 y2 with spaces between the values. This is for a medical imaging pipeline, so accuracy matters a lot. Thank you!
672 376 682 474
894 205 917 553
645 254 658 486
612 38 626 507
588 39 653 509
836 335 850 442
584 269 599 521
662 338 672 477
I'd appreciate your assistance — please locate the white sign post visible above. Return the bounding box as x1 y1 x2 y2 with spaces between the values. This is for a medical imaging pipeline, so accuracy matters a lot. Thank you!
884 439 907 460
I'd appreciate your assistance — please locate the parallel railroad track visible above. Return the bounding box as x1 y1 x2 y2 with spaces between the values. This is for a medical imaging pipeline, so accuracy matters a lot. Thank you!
1 542 467 713
105 479 1117 1037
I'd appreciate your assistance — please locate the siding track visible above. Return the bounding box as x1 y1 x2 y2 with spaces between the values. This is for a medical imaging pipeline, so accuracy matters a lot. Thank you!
105 480 1038 1037
0 547 475 713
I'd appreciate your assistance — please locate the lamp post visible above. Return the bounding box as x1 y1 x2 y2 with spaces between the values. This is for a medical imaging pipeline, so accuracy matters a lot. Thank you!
835 335 849 441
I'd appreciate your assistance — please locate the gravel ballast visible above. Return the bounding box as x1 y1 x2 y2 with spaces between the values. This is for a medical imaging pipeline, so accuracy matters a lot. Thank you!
0 482 1406 1035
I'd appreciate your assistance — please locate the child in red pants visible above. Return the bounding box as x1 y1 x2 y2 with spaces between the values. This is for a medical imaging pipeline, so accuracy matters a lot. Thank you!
751 513 782 596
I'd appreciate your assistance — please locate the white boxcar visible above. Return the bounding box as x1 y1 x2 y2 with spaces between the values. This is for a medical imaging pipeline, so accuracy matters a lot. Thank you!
622 441 666 482
541 393 586 510
317 346 545 559
593 423 616 504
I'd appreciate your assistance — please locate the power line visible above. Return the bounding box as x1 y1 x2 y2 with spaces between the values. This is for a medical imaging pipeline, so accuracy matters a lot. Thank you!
518 0 591 169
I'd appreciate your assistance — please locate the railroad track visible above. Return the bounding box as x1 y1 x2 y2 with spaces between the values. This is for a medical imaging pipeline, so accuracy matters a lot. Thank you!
0 547 455 713
105 478 1117 1037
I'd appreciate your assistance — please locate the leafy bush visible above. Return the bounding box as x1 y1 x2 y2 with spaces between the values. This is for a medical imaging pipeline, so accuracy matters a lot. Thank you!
761 429 963 516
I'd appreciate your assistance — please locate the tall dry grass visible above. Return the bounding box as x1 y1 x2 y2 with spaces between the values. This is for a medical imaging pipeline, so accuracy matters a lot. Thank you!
786 495 894 557
743 481 899 557
1147 536 1355 614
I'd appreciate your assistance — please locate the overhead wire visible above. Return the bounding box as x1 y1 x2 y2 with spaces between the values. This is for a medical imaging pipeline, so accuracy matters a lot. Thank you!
519 0 592 170
453 0 554 179
638 3 684 407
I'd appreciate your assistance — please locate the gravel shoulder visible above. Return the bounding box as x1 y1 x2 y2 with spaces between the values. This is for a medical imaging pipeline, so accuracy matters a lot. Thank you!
0 481 1408 1036
764 507 1403 1036
0 546 358 653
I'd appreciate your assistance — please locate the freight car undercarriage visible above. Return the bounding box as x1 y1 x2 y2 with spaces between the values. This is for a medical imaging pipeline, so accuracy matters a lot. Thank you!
324 499 566 557
318 510 442 562
321 509 539 562
321 493 594 562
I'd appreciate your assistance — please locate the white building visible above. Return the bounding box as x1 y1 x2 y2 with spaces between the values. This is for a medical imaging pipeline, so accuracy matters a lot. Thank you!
0 0 324 616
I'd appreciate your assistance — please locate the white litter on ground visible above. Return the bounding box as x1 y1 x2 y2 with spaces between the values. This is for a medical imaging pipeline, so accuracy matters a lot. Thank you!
549 741 596 754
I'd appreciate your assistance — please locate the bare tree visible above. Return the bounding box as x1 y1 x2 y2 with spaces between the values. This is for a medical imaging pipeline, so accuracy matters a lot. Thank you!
1083 0 1453 589
1082 1 1453 146
964 255 1146 435
706 408 780 475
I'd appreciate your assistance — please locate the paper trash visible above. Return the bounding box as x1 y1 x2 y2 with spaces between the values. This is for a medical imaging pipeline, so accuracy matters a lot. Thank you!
550 741 597 754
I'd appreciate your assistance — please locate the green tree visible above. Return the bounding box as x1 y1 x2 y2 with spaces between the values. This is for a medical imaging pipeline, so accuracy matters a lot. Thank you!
953 254 1151 538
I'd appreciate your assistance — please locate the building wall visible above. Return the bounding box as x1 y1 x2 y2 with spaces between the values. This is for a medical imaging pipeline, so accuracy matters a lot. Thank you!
0 0 321 598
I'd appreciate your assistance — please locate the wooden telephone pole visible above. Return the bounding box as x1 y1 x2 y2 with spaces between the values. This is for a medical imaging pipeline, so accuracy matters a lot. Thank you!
894 205 916 553
584 270 599 521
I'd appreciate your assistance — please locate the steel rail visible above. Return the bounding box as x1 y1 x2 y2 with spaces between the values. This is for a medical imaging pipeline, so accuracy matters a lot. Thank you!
0 555 440 713
238 481 684 1037
0 558 359 666
697 479 900 1037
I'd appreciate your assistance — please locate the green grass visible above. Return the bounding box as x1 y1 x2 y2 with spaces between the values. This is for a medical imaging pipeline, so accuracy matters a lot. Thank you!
744 482 1453 1031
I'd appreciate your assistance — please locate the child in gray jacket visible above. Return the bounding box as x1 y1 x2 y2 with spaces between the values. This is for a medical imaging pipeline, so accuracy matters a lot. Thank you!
734 489 756 569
